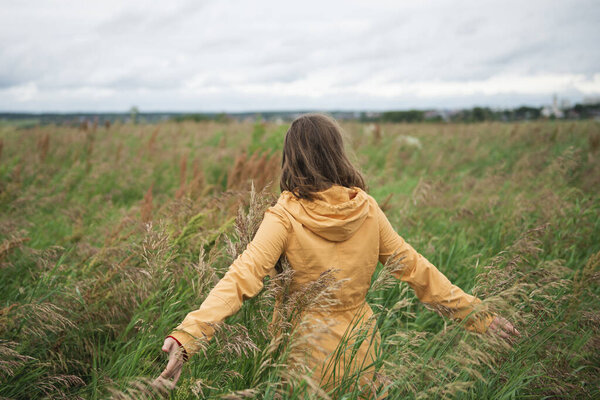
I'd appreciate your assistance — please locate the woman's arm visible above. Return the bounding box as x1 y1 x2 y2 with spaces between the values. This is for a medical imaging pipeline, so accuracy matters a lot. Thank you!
169 204 290 355
376 204 493 333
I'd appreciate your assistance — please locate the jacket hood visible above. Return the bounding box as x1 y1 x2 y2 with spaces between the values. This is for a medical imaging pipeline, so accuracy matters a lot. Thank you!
279 185 370 242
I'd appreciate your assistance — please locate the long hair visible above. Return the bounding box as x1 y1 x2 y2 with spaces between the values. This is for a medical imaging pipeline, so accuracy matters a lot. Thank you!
280 113 366 200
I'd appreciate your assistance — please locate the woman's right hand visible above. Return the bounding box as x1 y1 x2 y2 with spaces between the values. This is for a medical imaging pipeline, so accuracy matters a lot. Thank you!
488 316 521 341
153 337 185 390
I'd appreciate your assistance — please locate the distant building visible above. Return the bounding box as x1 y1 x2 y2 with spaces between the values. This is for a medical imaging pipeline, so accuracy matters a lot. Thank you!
541 94 564 118
424 109 450 122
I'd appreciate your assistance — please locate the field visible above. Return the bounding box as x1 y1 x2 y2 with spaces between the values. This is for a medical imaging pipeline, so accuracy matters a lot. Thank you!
0 119 599 399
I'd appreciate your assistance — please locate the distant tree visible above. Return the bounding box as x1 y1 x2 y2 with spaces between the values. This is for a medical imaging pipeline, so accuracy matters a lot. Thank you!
173 113 211 122
381 110 424 123
472 107 494 122
129 106 139 124
450 109 472 122
215 112 231 123
572 103 600 119
514 106 541 120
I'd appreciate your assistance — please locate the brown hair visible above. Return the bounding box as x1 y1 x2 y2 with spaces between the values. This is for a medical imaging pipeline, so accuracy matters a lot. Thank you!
280 113 366 200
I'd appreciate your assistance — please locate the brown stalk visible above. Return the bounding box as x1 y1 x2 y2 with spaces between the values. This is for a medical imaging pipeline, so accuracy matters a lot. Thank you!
175 153 188 199
141 184 154 223
0 236 30 261
37 132 50 162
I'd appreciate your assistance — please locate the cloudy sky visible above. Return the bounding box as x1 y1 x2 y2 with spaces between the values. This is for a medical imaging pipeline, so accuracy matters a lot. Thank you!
1 0 599 112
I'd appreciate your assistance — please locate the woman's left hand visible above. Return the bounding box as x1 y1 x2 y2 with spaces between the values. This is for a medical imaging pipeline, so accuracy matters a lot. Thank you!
488 316 520 341
153 337 185 390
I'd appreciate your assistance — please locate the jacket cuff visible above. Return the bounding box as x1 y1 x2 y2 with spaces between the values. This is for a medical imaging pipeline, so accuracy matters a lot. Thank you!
168 330 209 356
464 312 495 334
166 335 189 361
452 299 495 334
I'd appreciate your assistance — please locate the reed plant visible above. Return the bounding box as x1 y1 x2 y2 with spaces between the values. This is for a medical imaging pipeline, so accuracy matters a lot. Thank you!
0 119 598 398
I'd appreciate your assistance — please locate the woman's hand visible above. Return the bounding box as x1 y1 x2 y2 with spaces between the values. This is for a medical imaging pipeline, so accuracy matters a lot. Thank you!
488 316 520 341
153 337 185 390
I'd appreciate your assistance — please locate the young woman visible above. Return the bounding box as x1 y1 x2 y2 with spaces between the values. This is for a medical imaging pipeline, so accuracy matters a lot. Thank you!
155 113 519 394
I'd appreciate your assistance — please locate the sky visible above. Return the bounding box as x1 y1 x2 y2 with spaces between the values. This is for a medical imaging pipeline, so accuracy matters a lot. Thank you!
1 0 599 112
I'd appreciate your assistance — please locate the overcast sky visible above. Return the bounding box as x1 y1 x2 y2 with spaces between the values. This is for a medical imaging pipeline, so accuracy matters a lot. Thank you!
1 0 599 112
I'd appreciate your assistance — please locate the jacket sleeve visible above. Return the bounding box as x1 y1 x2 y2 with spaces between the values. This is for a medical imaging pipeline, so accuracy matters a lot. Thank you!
376 204 493 333
169 205 290 354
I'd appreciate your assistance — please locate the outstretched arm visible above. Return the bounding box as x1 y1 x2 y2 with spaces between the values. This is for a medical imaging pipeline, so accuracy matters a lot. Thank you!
155 204 290 389
169 204 290 354
376 205 493 333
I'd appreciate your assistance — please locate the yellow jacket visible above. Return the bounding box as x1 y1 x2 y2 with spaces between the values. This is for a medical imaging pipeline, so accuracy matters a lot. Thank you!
170 185 492 390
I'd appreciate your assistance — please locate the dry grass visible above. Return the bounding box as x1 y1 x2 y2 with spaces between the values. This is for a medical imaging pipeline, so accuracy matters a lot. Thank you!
0 119 598 399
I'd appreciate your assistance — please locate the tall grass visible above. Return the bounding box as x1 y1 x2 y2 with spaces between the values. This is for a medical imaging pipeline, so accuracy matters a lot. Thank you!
0 119 598 398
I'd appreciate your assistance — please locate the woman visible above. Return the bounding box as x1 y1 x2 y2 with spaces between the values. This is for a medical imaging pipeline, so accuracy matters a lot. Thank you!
155 113 519 395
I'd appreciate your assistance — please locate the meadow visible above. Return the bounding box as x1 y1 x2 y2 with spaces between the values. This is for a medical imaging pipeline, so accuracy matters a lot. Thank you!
0 118 598 399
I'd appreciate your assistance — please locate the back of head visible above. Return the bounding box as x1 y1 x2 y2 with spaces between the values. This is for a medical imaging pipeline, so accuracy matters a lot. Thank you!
280 113 366 200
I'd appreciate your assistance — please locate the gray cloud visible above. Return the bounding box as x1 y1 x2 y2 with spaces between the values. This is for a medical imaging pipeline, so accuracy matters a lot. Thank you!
0 0 599 111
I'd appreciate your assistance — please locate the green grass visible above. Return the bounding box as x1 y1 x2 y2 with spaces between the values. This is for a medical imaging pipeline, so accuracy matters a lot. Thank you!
0 120 599 399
